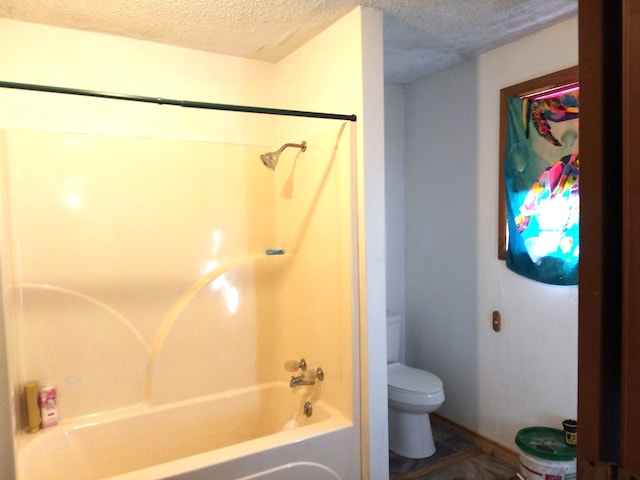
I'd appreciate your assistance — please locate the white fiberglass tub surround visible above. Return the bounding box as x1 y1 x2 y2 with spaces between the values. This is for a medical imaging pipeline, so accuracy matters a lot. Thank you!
18 383 355 480
3 127 358 479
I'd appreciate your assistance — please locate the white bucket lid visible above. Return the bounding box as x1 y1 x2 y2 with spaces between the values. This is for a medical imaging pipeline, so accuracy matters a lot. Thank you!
516 427 576 462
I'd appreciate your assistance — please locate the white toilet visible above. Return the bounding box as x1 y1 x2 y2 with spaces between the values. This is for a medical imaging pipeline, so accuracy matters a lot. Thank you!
387 313 445 459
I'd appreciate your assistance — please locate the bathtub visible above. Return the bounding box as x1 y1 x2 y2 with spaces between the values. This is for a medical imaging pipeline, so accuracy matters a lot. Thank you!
17 382 357 480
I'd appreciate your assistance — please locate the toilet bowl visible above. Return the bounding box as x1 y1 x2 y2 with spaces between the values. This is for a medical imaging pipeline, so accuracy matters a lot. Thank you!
388 362 445 458
387 314 445 458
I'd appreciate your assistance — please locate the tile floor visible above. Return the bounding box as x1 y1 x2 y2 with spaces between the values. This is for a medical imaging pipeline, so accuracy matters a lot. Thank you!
389 417 520 480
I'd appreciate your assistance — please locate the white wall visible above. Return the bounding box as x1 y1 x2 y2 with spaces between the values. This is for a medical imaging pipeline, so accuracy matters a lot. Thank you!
400 17 579 449
358 8 388 478
384 83 406 328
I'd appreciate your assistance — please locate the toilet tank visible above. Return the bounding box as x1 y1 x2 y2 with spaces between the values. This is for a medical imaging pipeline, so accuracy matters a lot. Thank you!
386 313 402 364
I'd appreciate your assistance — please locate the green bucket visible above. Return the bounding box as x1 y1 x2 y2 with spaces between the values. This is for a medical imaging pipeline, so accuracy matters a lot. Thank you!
515 427 576 480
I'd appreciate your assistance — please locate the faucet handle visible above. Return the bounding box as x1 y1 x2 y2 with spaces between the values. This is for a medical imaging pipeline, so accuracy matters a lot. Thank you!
284 358 307 372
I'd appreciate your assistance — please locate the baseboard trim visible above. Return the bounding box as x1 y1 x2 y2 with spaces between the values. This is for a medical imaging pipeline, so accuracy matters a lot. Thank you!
432 413 520 468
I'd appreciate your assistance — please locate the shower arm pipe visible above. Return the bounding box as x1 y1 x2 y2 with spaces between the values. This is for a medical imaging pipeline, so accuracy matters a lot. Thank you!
277 142 306 152
0 80 357 122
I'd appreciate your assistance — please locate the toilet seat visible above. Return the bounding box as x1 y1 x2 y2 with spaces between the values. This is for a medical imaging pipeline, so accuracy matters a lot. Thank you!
387 362 445 407
388 362 442 394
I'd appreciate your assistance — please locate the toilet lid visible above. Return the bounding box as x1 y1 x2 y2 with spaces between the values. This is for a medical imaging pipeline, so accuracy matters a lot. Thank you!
388 362 443 394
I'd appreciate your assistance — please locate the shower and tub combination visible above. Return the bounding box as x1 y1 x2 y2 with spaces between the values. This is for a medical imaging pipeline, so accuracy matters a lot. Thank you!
0 83 360 479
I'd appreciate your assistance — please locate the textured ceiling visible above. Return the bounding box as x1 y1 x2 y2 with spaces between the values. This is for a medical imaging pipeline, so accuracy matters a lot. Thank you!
0 0 577 84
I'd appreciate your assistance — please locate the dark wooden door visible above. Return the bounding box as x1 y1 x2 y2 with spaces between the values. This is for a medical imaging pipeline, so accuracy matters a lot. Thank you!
620 1 640 476
578 1 640 477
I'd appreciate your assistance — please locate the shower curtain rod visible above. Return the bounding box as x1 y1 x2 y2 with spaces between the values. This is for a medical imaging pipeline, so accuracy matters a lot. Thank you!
0 80 357 122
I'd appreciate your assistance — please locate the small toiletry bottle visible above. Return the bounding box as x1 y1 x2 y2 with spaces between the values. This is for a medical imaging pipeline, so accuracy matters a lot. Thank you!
24 381 41 433
39 385 58 428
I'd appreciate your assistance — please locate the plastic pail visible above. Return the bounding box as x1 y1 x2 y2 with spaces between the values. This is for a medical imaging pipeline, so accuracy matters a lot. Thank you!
515 427 577 480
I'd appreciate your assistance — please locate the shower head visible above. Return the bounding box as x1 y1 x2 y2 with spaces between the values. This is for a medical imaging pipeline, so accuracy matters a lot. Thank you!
260 141 307 170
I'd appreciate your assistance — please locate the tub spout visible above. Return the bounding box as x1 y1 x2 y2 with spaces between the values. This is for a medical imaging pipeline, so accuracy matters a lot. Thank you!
289 375 313 388
289 367 324 388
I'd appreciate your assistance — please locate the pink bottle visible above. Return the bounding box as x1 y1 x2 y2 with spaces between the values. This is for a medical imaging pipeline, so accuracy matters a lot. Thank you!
39 385 58 428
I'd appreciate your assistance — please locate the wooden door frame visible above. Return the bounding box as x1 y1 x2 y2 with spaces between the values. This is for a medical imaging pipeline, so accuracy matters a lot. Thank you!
579 1 640 475
578 0 623 468
621 1 640 475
